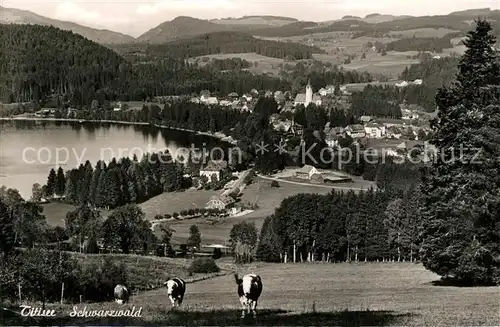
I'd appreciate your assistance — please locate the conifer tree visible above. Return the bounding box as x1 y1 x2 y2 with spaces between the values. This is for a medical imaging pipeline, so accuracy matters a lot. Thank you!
55 167 66 196
419 20 500 285
46 168 56 197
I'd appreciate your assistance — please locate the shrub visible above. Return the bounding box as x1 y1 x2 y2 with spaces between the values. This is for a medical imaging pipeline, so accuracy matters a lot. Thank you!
165 213 172 219
173 212 179 219
270 180 280 187
188 208 195 216
194 208 200 214
188 258 220 274
180 210 188 216
212 248 223 259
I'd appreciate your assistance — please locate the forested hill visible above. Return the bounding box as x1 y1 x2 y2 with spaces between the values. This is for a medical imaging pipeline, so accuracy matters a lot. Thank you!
0 5 134 44
113 31 325 60
0 25 292 106
0 24 135 104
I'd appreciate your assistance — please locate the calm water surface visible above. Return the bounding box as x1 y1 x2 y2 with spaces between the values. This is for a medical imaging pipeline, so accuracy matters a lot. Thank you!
0 120 224 199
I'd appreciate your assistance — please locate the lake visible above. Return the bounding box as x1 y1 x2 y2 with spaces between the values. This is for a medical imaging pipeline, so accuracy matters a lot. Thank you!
0 120 228 199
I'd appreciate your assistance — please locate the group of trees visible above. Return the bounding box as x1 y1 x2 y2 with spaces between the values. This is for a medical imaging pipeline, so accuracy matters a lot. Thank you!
384 33 461 53
43 153 189 210
255 186 419 263
141 31 324 60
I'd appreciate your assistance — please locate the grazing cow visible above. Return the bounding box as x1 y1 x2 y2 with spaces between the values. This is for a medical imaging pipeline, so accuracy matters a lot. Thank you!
164 277 186 308
234 273 263 318
114 284 129 304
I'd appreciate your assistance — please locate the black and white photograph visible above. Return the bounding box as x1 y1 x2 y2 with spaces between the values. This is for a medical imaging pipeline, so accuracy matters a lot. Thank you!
0 0 499 325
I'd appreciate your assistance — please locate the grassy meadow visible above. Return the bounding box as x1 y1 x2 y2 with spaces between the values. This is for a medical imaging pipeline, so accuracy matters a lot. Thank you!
4 262 499 326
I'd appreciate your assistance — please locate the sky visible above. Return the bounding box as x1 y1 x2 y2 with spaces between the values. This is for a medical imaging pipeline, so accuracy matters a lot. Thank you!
2 0 499 37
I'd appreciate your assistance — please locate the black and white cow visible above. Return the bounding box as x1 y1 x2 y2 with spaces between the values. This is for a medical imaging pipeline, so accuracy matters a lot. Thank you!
164 277 186 308
114 284 129 304
234 273 263 318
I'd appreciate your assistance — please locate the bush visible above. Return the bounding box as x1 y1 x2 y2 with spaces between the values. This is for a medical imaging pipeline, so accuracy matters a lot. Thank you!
173 212 179 219
164 213 172 219
188 258 220 274
212 248 223 259
270 180 280 187
188 208 195 216
180 210 188 216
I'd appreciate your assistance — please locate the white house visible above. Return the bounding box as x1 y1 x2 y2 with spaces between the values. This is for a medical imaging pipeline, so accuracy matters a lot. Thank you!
413 79 423 85
295 165 320 179
325 134 339 148
364 122 386 138
345 124 366 138
199 160 228 182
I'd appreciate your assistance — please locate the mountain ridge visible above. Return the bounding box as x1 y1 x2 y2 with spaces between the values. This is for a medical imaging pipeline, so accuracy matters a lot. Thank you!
0 5 135 44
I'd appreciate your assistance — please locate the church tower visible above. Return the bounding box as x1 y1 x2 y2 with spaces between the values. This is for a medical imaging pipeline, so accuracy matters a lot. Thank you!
305 78 313 107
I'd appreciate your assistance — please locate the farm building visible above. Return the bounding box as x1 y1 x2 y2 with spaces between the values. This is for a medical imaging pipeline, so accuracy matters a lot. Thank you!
205 194 235 210
199 160 228 182
345 124 366 138
295 165 320 179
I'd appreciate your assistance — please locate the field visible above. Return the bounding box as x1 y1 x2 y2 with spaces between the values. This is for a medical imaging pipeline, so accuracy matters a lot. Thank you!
5 263 499 326
40 176 371 245
188 53 287 75
166 177 336 245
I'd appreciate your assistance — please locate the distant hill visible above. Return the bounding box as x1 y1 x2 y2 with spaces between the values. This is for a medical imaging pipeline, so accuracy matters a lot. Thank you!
0 5 134 44
136 16 286 43
448 8 497 16
252 9 500 38
210 15 298 27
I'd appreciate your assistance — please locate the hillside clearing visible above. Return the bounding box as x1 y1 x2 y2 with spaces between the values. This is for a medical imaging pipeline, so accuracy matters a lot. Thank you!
188 53 287 75
6 263 499 325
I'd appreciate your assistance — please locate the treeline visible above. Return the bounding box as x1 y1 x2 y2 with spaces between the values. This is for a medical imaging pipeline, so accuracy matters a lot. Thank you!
140 31 324 60
351 83 439 114
255 159 422 263
133 62 290 100
400 56 460 88
43 154 191 210
384 33 460 53
256 184 421 263
350 85 402 118
201 57 252 71
279 61 374 95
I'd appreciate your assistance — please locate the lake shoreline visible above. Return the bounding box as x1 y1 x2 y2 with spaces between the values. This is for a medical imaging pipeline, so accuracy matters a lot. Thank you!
0 116 238 145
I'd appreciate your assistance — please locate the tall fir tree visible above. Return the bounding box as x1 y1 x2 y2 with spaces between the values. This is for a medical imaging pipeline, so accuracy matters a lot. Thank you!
46 168 56 197
55 167 66 196
419 20 500 285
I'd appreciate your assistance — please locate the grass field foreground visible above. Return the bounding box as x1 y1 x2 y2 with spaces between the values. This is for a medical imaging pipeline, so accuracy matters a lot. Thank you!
4 263 499 326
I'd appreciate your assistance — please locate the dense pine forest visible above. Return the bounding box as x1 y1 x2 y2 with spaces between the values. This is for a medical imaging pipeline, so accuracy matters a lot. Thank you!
384 33 461 52
0 24 135 104
114 31 324 60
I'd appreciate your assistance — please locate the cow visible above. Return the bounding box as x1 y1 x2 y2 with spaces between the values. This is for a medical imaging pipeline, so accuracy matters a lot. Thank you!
164 277 186 308
234 273 263 318
114 284 129 304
